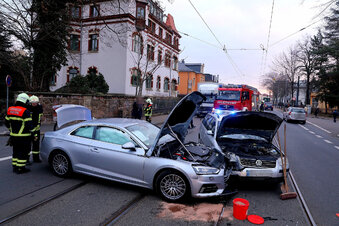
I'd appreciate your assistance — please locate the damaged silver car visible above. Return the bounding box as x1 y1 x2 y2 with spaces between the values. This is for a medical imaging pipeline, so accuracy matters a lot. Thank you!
199 111 288 182
41 92 232 201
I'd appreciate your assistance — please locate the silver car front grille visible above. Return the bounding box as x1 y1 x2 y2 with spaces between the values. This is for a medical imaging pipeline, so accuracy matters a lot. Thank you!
240 158 276 168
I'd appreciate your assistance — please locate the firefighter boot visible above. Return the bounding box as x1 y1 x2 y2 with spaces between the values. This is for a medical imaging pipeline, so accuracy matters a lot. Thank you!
16 167 31 174
33 154 42 163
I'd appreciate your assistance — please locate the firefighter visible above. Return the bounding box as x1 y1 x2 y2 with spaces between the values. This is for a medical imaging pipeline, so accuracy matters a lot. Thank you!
144 98 153 123
5 93 33 174
29 95 43 163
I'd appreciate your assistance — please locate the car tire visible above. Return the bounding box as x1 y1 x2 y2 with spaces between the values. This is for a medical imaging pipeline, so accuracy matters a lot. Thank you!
156 170 190 202
50 151 72 177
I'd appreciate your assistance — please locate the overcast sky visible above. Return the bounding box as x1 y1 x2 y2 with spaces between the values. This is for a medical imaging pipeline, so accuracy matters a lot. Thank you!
161 0 332 93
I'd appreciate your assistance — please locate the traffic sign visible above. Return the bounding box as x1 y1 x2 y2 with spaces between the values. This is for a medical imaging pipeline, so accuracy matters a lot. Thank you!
6 75 12 87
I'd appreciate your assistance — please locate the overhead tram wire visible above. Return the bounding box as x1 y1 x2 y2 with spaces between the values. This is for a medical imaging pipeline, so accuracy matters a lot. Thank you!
187 0 245 76
270 17 324 47
260 0 275 76
179 31 262 51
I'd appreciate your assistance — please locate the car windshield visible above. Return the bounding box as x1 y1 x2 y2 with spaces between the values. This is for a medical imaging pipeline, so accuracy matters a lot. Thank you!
217 91 240 101
292 108 305 113
219 134 267 142
126 123 173 148
265 102 272 106
204 95 216 103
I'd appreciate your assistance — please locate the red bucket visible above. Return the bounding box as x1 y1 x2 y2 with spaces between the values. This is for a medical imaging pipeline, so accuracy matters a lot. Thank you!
233 198 249 220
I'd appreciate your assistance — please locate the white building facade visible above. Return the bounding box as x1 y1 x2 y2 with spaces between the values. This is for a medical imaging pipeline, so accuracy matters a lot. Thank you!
51 0 180 97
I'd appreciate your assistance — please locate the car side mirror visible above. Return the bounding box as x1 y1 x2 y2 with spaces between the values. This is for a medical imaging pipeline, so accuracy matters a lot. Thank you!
122 142 136 150
207 130 214 136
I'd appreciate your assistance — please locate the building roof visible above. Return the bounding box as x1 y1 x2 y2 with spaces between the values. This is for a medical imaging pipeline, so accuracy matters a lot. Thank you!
185 63 204 73
178 62 194 72
165 14 178 33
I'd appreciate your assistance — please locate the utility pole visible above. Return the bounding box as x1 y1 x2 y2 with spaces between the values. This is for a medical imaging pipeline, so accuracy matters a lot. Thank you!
296 76 300 106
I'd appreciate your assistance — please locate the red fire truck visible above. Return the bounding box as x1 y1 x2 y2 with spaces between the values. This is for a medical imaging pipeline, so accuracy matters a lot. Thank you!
214 84 260 112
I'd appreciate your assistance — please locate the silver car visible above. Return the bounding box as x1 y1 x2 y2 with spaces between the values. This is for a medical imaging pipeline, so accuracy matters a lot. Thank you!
199 112 288 182
41 92 231 202
283 107 306 124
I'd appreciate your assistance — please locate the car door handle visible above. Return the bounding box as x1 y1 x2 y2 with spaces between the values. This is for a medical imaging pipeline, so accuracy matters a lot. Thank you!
90 147 99 153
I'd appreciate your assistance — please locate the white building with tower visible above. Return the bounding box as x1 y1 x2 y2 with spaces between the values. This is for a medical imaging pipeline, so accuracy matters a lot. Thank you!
51 0 180 97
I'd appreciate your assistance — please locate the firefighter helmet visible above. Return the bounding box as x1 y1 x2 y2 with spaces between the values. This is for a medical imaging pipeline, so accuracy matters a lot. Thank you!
29 95 39 103
146 98 152 104
16 93 30 104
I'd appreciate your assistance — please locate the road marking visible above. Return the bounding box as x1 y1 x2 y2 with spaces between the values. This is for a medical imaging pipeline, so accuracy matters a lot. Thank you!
316 135 323 138
307 121 331 134
0 156 11 162
308 131 315 134
299 125 309 131
324 139 332 144
335 146 339 150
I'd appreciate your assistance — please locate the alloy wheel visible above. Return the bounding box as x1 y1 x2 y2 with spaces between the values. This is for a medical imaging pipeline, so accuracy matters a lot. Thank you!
160 174 186 200
52 154 69 175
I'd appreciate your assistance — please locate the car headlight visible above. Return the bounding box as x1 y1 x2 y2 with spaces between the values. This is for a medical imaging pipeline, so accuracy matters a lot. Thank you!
192 165 220 175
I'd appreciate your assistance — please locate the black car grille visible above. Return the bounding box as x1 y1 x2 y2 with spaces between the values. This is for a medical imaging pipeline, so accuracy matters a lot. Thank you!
240 158 276 168
199 106 212 111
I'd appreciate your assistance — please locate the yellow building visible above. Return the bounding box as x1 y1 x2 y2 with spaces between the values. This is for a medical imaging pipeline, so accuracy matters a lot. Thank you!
178 61 205 95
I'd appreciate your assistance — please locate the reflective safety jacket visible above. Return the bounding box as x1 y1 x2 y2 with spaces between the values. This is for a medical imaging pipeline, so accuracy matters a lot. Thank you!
30 104 43 132
5 104 33 137
144 104 152 117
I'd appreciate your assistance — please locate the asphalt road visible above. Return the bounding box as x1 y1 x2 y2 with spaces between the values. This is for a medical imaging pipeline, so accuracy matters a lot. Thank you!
0 117 309 225
274 110 339 226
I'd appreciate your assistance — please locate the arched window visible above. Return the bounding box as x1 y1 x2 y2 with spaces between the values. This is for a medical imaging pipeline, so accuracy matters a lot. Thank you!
171 79 177 91
164 77 170 92
67 66 79 82
156 76 161 90
131 69 141 86
132 34 142 54
87 66 98 75
146 74 153 89
172 56 178 70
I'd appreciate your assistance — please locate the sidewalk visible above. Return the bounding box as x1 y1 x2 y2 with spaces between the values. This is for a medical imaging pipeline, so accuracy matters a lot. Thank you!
0 115 168 136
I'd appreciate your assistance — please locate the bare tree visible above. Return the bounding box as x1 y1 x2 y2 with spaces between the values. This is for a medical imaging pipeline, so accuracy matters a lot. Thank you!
297 37 317 105
272 46 301 104
261 72 290 104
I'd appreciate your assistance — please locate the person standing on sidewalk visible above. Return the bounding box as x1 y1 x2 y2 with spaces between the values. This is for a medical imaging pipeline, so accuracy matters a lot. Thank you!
131 97 143 119
5 93 33 174
314 107 320 118
144 98 153 123
333 110 338 123
29 95 43 163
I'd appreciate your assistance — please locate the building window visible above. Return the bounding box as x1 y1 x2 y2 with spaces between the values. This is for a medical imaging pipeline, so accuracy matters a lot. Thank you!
89 34 98 51
188 80 192 89
131 69 141 86
178 77 180 85
148 20 156 34
146 74 153 89
70 6 81 19
172 56 178 70
165 33 172 45
193 78 195 87
156 76 161 90
159 28 163 39
132 34 142 54
90 5 99 18
147 44 154 61
87 66 98 75
164 78 169 91
69 34 80 51
67 67 79 82
165 53 171 67
171 79 177 91
136 6 145 19
158 50 162 65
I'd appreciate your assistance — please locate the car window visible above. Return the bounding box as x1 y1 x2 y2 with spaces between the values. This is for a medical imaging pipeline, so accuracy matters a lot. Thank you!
209 117 216 132
292 108 305 113
95 127 133 145
71 126 95 139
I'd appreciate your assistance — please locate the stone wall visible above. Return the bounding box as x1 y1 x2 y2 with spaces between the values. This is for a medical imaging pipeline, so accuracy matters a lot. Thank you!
24 92 180 123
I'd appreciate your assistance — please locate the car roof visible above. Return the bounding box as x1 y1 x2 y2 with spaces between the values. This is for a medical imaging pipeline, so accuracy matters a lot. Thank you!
78 118 148 128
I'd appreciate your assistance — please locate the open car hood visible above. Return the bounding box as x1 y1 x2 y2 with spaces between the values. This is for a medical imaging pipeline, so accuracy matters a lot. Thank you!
146 92 205 156
216 112 283 142
54 104 92 128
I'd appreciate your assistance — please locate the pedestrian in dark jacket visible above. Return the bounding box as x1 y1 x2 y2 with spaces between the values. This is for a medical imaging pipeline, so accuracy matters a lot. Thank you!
333 110 338 123
131 97 143 119
260 103 264 112
314 107 319 118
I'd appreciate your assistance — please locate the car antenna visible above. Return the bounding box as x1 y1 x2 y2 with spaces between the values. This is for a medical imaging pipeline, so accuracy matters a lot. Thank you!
167 123 196 162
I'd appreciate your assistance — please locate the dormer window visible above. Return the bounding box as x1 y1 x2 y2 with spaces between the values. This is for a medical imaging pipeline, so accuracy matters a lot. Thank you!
90 5 99 17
